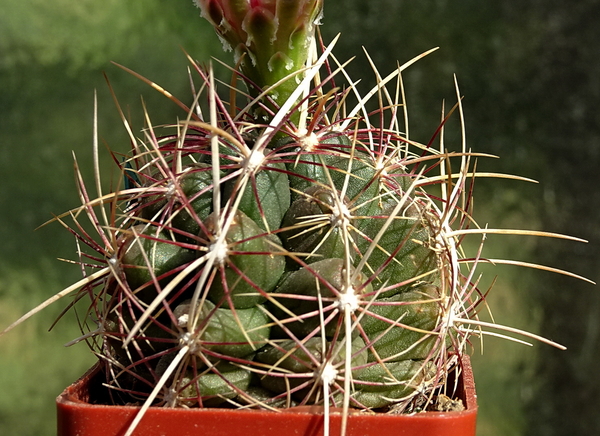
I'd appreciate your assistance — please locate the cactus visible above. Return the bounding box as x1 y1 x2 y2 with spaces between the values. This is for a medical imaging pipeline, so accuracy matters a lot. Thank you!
71 0 460 419
94 63 454 414
1 2 590 436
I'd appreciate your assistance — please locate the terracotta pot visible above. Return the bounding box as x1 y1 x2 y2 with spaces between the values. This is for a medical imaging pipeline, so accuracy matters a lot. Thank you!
56 356 477 436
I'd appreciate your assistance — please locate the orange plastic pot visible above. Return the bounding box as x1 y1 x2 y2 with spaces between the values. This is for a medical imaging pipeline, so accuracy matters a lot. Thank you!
57 356 477 436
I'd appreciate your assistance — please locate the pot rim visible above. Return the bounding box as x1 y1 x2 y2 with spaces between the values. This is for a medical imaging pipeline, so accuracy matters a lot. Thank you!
57 355 477 436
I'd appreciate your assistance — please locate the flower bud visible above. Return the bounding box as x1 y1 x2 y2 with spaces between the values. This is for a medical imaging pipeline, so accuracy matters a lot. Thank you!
194 0 324 107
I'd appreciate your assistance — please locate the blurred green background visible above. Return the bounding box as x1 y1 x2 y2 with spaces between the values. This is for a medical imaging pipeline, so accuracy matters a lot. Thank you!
1 1 598 435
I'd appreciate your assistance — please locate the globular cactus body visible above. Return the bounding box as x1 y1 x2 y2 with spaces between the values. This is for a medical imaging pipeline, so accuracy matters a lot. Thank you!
63 0 474 430
95 110 456 413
